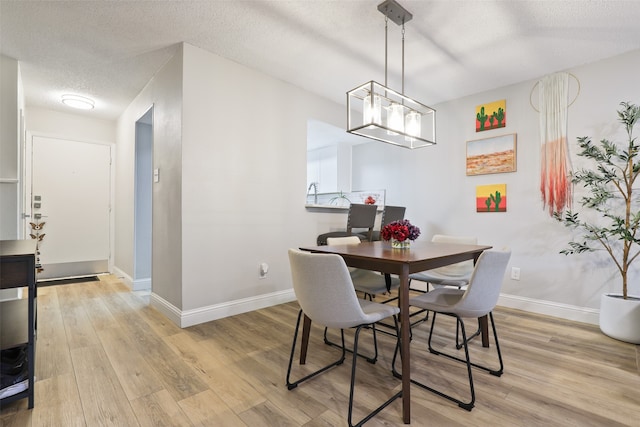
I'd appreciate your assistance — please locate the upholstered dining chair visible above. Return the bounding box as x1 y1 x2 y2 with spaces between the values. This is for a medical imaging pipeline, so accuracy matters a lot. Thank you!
408 234 479 339
392 249 511 411
324 236 400 350
409 234 478 291
286 249 401 427
316 203 378 245
326 236 400 301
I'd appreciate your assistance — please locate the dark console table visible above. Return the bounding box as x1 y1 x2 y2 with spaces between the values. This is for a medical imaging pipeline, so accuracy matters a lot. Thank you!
1 239 37 409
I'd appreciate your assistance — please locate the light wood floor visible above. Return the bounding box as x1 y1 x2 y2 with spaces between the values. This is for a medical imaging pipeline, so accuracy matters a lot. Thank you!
1 275 639 426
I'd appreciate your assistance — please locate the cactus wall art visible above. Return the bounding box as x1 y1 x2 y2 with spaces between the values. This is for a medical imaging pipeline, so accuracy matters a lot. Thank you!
475 99 506 132
476 184 507 212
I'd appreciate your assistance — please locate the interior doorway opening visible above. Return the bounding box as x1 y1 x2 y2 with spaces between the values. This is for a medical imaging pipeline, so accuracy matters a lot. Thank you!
133 107 153 291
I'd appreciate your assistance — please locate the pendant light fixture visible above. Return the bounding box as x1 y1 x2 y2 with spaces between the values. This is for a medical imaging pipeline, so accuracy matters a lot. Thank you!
347 0 436 149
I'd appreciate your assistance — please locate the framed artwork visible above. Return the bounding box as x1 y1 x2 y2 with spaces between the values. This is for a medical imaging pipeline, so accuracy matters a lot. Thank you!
476 184 507 212
476 99 506 132
466 133 517 176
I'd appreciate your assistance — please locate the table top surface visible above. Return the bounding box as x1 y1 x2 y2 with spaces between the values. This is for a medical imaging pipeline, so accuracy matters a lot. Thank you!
300 240 492 264
0 240 38 258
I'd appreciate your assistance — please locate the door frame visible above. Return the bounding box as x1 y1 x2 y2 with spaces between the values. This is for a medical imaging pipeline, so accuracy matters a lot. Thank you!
25 131 115 278
133 106 154 291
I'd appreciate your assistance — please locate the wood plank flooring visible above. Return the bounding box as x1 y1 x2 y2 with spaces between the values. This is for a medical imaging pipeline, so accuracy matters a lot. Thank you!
1 275 638 426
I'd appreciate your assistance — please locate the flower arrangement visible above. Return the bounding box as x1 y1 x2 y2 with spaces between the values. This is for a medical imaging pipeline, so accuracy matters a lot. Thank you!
381 219 421 248
364 195 376 205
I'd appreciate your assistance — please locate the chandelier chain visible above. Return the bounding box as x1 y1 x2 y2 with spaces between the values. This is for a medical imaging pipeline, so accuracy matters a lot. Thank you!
401 22 405 95
384 14 388 87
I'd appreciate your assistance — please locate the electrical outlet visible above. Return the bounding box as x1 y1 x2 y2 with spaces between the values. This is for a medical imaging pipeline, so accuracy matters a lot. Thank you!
511 267 520 280
259 262 269 279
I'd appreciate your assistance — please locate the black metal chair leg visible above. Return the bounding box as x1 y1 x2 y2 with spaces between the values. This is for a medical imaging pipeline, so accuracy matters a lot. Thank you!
286 310 346 389
348 316 402 427
429 313 504 376
394 312 476 410
323 325 378 364
455 317 481 349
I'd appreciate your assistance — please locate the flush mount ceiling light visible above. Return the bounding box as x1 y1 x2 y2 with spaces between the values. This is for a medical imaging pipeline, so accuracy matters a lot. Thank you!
347 0 436 149
61 94 95 110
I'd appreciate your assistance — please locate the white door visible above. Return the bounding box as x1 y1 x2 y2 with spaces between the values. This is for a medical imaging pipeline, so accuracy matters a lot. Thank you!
30 136 111 279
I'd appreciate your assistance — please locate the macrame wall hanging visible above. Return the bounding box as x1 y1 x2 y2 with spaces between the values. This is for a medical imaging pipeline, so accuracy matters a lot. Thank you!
531 72 580 216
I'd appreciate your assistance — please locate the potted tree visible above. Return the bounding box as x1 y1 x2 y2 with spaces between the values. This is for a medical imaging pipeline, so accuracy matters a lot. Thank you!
555 101 640 344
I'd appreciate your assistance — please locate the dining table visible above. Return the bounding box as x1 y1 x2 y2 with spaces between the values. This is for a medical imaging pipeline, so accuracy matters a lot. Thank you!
299 240 492 424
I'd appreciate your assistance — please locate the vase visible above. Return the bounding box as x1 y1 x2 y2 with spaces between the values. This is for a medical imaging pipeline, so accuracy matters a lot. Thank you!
599 293 640 344
391 238 410 249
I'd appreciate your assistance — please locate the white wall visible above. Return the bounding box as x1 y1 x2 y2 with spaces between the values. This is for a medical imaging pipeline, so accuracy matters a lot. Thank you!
115 45 184 309
180 43 345 315
0 55 22 240
354 49 640 322
26 107 116 143
112 42 640 327
112 43 348 325
0 55 23 300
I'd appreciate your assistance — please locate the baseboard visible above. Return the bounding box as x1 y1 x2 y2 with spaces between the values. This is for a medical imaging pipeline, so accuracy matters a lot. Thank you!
38 260 108 280
150 289 297 328
498 294 600 325
112 266 133 289
149 292 183 326
132 277 600 327
132 277 151 291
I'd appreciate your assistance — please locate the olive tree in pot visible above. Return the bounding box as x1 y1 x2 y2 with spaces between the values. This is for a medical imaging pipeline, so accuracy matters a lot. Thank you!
555 101 640 344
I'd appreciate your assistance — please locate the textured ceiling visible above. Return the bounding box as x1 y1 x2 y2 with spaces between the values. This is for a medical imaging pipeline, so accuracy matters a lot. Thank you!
2 0 640 121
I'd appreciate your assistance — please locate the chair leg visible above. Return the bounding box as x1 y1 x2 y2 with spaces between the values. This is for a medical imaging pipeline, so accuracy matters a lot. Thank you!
286 310 347 390
370 296 402 338
408 279 430 327
455 317 481 349
323 325 378 364
429 313 504 376
398 311 505 410
348 316 402 427
392 312 476 410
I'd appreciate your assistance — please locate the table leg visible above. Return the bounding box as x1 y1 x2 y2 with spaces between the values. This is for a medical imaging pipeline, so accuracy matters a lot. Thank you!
479 315 489 348
399 265 411 424
473 252 490 348
300 313 312 364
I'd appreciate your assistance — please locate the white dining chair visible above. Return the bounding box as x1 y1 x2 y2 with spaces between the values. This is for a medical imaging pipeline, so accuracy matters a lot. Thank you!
409 234 478 291
392 249 511 411
286 249 401 427
408 234 479 343
326 236 400 301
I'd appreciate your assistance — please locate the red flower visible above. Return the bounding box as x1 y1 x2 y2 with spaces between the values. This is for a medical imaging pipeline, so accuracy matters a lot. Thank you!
380 219 421 242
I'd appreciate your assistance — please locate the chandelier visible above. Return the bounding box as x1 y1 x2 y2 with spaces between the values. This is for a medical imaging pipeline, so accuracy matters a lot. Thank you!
347 0 436 149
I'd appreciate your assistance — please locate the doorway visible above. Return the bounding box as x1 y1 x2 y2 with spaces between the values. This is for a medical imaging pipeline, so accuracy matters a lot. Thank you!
29 136 111 279
133 107 153 291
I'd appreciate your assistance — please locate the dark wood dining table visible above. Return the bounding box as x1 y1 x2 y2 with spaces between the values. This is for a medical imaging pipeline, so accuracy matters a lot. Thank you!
299 240 492 424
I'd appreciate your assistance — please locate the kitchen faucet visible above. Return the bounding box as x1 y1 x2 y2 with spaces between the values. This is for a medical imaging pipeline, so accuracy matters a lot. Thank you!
307 182 318 204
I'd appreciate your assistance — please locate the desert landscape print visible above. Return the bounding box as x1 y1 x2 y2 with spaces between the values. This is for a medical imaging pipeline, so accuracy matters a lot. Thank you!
466 133 516 176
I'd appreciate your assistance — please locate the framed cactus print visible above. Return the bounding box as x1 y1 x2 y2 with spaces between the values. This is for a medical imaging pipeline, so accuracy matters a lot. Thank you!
476 184 507 212
475 99 506 132
466 133 517 176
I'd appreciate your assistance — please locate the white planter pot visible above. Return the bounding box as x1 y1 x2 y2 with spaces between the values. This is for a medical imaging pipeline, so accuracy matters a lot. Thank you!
599 293 640 344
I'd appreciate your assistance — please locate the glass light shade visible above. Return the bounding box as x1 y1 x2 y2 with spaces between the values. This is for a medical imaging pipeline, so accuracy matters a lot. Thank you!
363 93 382 126
405 110 421 138
387 103 405 134
61 94 95 110
347 81 436 149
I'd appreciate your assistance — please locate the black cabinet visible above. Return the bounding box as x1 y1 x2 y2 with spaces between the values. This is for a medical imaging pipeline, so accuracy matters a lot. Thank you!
1 240 37 409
